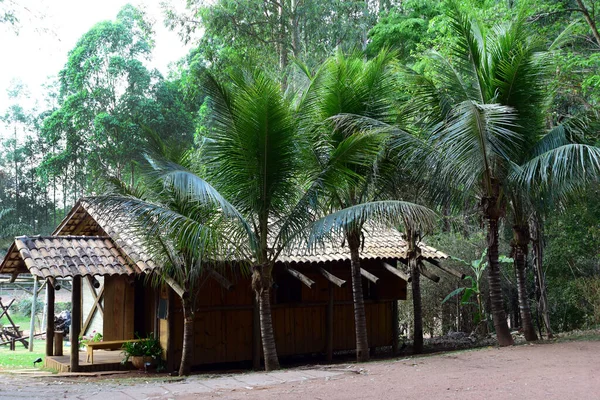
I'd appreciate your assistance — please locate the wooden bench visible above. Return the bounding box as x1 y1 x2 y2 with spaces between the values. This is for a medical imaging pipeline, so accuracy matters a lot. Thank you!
86 339 143 364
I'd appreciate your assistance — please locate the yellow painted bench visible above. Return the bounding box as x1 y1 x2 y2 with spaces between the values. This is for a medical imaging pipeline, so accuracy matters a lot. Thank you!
86 339 143 364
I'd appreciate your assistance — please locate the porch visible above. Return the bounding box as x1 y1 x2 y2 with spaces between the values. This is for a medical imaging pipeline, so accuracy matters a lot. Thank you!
45 349 132 373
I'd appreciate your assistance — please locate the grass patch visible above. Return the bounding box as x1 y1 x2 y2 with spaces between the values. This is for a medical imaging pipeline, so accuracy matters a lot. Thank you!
0 314 31 329
0 339 46 370
553 329 600 343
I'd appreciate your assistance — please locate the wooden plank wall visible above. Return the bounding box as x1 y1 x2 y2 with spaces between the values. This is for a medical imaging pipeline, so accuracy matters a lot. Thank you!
102 275 135 341
167 259 406 366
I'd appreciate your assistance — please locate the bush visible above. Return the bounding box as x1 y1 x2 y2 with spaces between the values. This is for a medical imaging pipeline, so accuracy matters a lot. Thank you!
14 297 44 318
55 302 71 314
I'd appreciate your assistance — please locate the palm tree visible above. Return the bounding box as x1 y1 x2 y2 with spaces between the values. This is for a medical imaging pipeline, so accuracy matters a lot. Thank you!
93 145 247 376
196 70 313 371
300 50 437 362
402 6 600 345
395 8 533 346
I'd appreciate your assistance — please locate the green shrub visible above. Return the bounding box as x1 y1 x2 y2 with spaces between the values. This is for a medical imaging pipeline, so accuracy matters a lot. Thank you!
14 297 44 318
55 302 71 313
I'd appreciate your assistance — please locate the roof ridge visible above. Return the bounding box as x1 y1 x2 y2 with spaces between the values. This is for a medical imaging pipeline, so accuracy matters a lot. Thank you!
16 235 113 240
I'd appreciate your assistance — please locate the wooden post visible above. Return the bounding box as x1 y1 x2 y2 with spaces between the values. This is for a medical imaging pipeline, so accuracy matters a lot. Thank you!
392 300 399 354
28 277 39 352
165 286 175 372
326 274 334 362
70 276 81 372
252 295 261 370
54 332 63 356
46 281 55 357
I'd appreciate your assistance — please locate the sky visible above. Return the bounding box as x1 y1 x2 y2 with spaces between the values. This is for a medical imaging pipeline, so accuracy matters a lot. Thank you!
0 0 190 114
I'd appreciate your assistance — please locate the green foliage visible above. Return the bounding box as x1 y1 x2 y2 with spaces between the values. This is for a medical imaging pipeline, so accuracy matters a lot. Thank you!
121 334 163 364
366 0 441 61
13 297 43 318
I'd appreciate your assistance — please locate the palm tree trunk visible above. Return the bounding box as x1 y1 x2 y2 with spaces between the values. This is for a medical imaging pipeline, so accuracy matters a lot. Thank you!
407 228 423 353
258 288 279 370
179 299 194 376
486 215 514 346
347 231 369 362
512 225 538 341
252 265 280 371
410 262 423 353
530 217 553 338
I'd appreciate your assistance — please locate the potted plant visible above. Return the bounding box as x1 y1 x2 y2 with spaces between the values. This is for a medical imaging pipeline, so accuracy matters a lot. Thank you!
122 334 163 370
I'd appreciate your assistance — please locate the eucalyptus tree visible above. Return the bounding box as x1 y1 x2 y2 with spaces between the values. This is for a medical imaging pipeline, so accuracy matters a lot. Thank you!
44 5 195 198
300 50 437 361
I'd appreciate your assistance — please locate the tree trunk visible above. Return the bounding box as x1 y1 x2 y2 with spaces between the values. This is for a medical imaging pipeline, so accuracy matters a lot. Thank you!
178 299 194 376
575 0 600 47
485 213 514 346
347 231 369 362
406 228 424 353
252 265 280 371
512 225 538 341
530 217 553 338
410 261 423 353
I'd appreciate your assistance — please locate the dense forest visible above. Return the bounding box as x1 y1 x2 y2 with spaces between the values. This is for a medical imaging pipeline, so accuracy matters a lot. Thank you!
1 0 600 373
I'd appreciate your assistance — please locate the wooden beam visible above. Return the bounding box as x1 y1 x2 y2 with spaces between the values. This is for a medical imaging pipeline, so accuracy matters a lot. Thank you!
28 277 39 352
46 281 54 357
9 271 19 283
392 300 399 355
383 262 410 282
208 268 233 291
163 276 185 298
360 268 379 284
81 279 105 336
425 258 466 280
286 267 315 288
48 277 61 291
420 267 440 283
70 276 81 372
317 267 346 287
326 266 334 362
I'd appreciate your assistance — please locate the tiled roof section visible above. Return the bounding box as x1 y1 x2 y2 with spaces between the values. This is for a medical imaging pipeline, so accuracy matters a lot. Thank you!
50 199 448 269
10 235 139 278
278 228 448 264
54 201 158 273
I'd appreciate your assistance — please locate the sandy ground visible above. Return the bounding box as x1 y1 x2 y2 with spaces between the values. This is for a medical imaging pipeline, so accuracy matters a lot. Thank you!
1 340 599 399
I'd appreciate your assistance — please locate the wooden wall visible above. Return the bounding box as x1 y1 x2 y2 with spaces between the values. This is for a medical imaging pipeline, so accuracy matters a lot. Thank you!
165 259 406 367
103 275 135 341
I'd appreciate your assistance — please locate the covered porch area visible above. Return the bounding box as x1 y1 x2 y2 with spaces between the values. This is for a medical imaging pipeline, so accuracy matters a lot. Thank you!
45 349 131 373
0 235 143 372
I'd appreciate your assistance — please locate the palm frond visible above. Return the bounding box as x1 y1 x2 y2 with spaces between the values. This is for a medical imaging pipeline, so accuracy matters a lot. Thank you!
433 100 521 194
307 200 438 248
516 144 600 195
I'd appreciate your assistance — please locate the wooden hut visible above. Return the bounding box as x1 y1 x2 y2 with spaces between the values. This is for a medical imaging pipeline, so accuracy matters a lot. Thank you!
0 200 450 372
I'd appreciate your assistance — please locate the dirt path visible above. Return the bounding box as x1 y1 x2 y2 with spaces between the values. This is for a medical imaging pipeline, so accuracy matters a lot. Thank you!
1 340 599 399
212 341 600 400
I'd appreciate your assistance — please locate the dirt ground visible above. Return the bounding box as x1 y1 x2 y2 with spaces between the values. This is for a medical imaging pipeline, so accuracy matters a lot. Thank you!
204 340 600 400
1 340 599 399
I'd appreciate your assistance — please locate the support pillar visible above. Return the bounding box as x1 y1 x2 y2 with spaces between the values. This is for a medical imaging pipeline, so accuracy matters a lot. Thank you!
392 300 399 354
28 277 39 352
46 281 55 357
70 276 81 372
326 276 334 362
